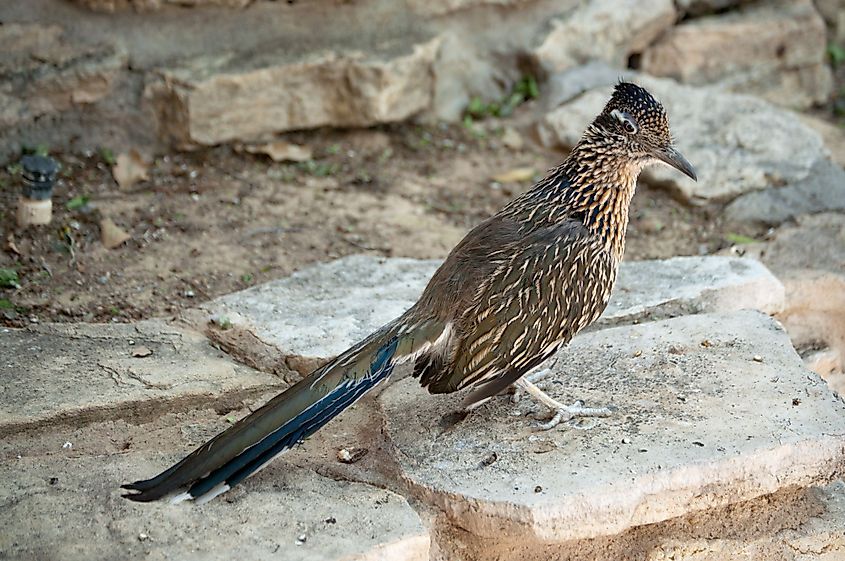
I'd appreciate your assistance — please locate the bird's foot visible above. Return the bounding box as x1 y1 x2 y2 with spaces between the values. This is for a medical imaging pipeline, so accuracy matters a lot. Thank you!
514 377 612 430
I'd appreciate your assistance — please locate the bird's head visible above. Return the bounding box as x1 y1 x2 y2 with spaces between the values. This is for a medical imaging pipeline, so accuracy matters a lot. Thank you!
593 81 697 182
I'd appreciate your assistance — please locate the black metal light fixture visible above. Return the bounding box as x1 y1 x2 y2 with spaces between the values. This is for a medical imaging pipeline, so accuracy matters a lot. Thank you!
16 154 60 227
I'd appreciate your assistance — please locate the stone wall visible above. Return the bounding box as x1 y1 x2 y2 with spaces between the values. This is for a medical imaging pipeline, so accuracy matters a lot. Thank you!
0 0 836 160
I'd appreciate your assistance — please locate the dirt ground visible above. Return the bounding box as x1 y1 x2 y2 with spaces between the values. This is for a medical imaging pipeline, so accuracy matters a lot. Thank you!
0 110 744 328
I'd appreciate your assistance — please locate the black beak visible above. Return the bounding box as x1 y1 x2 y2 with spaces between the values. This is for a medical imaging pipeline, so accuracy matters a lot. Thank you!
656 146 697 182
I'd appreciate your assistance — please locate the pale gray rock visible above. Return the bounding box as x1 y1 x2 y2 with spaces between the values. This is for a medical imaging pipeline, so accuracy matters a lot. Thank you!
0 454 429 561
146 36 441 146
602 255 784 327
724 160 845 225
378 310 845 541
0 320 282 437
540 61 629 112
200 255 784 370
538 75 834 207
532 0 676 73
641 0 832 109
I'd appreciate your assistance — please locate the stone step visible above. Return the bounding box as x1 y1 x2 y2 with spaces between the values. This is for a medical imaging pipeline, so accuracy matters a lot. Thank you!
199 255 784 374
0 320 284 436
0 453 429 561
377 310 845 542
146 35 441 146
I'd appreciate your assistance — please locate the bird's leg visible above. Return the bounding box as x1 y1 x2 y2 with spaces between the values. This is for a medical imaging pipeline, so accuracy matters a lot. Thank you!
511 368 555 403
514 377 612 430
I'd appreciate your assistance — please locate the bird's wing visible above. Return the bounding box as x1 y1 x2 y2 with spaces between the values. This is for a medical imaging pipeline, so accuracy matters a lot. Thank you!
422 220 615 405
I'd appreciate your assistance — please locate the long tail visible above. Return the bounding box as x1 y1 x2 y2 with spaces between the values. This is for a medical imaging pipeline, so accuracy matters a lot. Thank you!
122 315 443 503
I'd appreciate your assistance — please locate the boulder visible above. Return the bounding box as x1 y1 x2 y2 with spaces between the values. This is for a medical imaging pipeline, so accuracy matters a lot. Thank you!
640 0 832 109
146 36 441 146
532 0 676 73
537 75 843 210
378 310 845 541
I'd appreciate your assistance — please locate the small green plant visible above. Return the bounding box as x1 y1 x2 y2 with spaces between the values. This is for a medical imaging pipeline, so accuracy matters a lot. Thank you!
0 298 14 310
725 233 757 245
66 195 90 210
98 147 117 166
240 273 254 284
22 144 50 157
463 75 540 121
828 43 845 67
0 268 20 289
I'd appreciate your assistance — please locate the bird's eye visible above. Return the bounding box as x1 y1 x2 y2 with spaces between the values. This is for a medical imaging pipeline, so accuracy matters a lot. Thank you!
611 109 638 135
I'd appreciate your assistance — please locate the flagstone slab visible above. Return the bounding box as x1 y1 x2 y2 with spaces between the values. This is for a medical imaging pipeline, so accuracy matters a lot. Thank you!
0 453 429 561
378 310 845 542
0 320 283 437
200 255 784 372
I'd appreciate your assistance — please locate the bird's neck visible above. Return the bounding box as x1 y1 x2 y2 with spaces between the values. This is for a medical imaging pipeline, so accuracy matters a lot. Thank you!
517 131 644 260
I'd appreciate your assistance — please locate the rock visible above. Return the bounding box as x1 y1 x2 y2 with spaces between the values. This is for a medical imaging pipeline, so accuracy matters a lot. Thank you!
532 0 676 74
406 0 534 16
728 213 845 396
538 75 837 208
199 255 784 374
0 23 128 160
378 310 845 542
71 0 251 11
816 0 845 43
540 61 629 112
0 454 429 561
601 256 784 327
674 0 753 16
146 36 441 146
797 113 845 168
0 321 283 436
724 160 845 226
640 0 832 109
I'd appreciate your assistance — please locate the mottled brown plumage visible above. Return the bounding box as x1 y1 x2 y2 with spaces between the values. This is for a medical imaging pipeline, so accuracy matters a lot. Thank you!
123 82 695 504
409 81 695 405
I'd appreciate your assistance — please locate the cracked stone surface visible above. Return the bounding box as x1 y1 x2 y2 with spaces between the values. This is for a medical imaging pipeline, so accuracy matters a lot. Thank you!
0 320 283 436
0 453 429 561
200 255 784 373
378 311 845 542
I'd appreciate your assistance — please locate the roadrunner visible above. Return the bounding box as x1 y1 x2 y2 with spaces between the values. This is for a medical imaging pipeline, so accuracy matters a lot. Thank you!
123 82 696 503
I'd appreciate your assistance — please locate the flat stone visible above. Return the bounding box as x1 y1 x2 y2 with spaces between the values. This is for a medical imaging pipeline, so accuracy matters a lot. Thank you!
0 320 283 437
640 0 832 109
0 453 429 561
378 311 845 542
532 0 676 73
200 255 784 374
146 36 440 146
537 75 841 208
601 255 784 327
